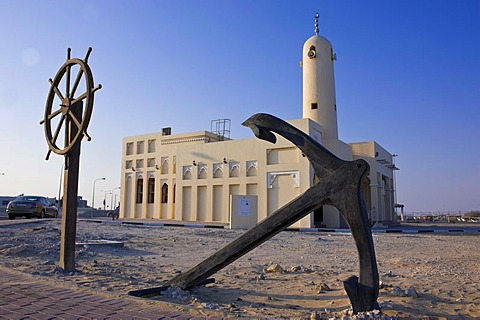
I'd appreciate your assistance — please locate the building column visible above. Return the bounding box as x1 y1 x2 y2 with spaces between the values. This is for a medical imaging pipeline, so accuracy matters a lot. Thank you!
142 175 148 219
153 169 162 219
170 179 176 220
368 171 380 224
378 173 385 223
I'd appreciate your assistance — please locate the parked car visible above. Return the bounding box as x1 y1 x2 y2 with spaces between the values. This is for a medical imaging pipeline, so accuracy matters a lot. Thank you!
6 195 58 220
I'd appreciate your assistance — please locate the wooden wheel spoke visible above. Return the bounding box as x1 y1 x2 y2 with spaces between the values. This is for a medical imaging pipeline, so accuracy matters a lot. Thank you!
49 79 65 101
84 47 92 63
71 91 88 105
69 68 84 99
51 115 65 146
92 84 102 93
40 107 62 124
45 149 52 161
47 108 62 121
66 65 71 100
68 110 82 129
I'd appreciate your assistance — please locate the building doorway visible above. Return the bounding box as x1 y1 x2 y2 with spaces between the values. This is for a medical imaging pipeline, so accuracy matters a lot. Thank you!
313 206 324 228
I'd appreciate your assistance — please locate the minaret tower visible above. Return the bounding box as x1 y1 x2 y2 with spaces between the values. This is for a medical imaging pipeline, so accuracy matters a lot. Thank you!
302 13 338 140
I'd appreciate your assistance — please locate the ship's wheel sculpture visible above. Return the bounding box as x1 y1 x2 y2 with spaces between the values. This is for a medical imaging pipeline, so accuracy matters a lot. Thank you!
40 47 101 272
41 47 101 159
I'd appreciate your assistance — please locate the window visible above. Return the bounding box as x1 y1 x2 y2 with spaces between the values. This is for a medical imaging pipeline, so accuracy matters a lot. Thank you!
147 158 155 168
126 142 133 155
246 161 258 177
161 157 169 174
183 166 192 180
148 139 156 153
311 102 318 110
148 178 155 203
198 164 207 179
161 183 168 203
229 161 240 178
137 141 144 154
213 164 223 178
136 178 143 203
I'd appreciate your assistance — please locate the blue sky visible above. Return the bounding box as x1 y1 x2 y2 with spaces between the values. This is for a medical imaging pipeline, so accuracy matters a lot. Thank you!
0 0 479 213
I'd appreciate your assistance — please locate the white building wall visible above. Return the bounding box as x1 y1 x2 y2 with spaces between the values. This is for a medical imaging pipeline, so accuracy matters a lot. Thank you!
120 122 397 228
120 120 318 228
350 141 396 224
118 23 398 228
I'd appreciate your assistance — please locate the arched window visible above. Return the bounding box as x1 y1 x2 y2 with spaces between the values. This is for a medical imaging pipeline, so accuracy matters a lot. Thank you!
229 162 240 178
198 165 207 179
246 161 258 177
136 178 143 203
183 166 192 180
147 177 155 203
213 164 223 178
161 183 168 203
161 157 169 174
148 139 156 153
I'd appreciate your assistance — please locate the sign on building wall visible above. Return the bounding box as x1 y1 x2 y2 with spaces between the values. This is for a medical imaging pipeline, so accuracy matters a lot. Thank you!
230 195 258 229
238 197 252 216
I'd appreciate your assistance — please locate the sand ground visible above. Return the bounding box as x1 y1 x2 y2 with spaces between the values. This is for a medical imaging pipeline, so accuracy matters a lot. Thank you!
0 219 478 319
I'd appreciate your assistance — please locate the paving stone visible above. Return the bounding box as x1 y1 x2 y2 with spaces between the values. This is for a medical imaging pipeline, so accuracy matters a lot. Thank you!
3 313 27 320
0 268 211 320
29 312 57 320
62 307 91 317
58 314 83 320
174 315 195 320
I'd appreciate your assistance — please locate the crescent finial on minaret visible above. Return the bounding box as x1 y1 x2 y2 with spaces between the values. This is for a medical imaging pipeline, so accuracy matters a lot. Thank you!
315 12 319 35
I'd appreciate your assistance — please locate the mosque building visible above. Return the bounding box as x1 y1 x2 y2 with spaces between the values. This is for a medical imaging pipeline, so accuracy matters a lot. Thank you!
119 15 398 228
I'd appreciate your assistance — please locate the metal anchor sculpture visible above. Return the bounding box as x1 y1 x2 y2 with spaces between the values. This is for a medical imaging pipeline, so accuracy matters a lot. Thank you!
129 113 380 313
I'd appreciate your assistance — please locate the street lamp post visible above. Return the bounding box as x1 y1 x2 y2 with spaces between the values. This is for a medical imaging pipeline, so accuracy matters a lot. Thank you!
111 187 120 211
392 154 398 206
91 177 106 218
102 190 112 210
103 191 107 210
392 154 401 220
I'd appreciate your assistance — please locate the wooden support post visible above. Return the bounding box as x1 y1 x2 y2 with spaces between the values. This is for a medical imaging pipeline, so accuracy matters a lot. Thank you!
58 101 83 272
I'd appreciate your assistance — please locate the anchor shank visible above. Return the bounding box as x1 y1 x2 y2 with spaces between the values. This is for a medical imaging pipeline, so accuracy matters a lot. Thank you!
331 173 380 312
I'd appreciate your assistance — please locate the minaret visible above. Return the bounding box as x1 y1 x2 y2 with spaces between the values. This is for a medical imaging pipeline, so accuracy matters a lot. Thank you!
302 13 338 140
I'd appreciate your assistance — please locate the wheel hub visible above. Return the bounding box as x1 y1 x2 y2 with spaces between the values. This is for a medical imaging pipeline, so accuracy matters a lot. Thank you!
61 98 71 115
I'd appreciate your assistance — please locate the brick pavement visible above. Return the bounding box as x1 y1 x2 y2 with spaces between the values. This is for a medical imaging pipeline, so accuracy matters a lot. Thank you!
0 268 227 320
